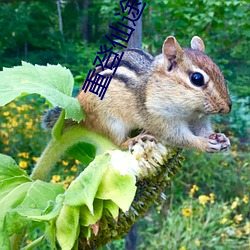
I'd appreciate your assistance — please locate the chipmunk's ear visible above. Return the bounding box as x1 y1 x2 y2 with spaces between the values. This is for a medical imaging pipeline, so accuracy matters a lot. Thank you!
191 36 205 52
162 36 184 64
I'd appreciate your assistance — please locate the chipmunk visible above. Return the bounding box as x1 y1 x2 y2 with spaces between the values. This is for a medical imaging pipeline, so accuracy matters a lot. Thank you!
43 36 232 153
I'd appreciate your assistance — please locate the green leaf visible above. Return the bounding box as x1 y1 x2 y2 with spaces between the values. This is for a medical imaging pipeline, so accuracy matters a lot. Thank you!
103 200 119 219
0 176 32 201
64 154 111 213
1 181 64 240
0 182 33 218
80 226 92 240
52 108 65 139
0 62 85 122
96 167 136 212
27 198 63 222
0 154 30 181
45 221 56 249
56 205 80 250
20 181 64 213
0 154 65 244
0 231 10 250
3 210 31 237
0 182 33 247
65 142 96 165
79 199 103 226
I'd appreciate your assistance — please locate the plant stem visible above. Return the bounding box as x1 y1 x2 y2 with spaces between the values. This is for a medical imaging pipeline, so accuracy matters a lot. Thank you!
30 126 118 181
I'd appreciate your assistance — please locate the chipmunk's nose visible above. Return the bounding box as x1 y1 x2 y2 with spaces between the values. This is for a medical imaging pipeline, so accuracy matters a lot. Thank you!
219 101 232 114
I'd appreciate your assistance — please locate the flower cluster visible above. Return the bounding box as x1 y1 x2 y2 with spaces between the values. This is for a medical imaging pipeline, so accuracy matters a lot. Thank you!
0 99 47 173
179 185 249 248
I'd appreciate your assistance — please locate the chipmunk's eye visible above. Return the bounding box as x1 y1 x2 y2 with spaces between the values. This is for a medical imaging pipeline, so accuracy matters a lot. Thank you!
190 72 204 87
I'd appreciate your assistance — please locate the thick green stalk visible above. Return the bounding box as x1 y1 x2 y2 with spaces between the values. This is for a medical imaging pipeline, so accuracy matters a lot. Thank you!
30 126 118 181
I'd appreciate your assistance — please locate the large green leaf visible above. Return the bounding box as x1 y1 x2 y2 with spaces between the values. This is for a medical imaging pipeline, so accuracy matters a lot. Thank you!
96 167 136 212
0 62 85 121
63 154 110 213
56 205 80 250
0 154 65 248
20 181 64 212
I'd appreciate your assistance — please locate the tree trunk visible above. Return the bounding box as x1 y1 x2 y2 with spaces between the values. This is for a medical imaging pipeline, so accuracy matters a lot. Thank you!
56 0 63 36
125 224 137 250
128 0 142 49
82 0 89 41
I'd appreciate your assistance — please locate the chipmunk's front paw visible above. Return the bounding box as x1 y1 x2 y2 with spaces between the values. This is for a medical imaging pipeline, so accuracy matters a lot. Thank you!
206 133 230 152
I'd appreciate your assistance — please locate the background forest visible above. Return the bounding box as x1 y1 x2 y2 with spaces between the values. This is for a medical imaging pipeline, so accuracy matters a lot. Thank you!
0 0 249 249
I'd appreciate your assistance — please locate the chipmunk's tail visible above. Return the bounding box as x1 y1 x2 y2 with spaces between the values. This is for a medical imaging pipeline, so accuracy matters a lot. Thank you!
41 106 62 130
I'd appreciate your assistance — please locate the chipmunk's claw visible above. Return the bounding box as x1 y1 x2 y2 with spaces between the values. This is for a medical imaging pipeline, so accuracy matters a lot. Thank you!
207 133 230 152
129 134 156 152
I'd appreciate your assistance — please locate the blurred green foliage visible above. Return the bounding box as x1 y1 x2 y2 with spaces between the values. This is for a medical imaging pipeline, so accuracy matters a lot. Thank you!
0 0 249 97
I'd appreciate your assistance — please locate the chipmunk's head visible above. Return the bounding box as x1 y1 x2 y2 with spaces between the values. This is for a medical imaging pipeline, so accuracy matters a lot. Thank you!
152 36 232 116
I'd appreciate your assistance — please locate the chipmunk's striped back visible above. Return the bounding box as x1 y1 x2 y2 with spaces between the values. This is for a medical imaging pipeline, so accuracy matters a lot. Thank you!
94 48 155 89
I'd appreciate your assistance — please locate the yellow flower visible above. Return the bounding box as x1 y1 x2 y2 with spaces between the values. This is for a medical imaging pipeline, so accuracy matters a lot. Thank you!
0 130 8 138
18 152 29 159
19 161 28 169
232 150 237 156
75 159 81 165
9 102 16 108
234 214 243 224
32 157 39 162
236 230 243 237
221 162 228 167
3 138 9 145
66 176 75 182
4 147 10 152
62 160 69 166
182 207 192 217
11 120 18 127
3 111 9 116
51 175 61 183
209 193 215 204
198 195 210 206
221 232 227 238
194 238 201 247
235 157 242 163
17 105 30 112
231 198 240 209
220 218 228 224
244 221 250 234
179 247 186 250
189 184 199 197
26 121 33 129
71 165 77 172
243 195 248 204
63 182 69 189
